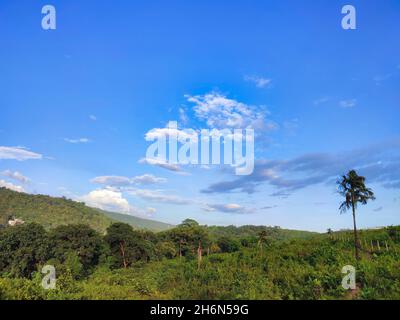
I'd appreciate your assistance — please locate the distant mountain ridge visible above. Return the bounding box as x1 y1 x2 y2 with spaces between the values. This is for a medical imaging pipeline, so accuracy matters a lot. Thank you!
0 187 174 232
0 187 317 238
207 225 318 241
99 209 174 232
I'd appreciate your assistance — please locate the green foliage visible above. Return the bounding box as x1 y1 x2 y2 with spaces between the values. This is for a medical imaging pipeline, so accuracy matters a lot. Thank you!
105 223 155 268
217 236 240 253
155 241 177 259
0 226 399 300
0 188 111 232
159 219 210 258
0 203 399 300
0 223 49 277
0 187 174 232
207 225 317 242
49 224 106 277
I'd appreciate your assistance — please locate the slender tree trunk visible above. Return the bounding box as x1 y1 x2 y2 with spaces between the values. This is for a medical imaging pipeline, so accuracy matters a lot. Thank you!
119 241 128 268
351 193 360 261
197 240 202 270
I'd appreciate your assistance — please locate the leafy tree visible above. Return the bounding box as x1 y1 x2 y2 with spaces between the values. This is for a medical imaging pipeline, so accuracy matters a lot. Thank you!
386 226 400 242
155 241 177 259
210 243 221 253
0 223 49 277
63 251 84 279
217 236 240 253
49 224 106 274
105 223 154 268
165 220 209 259
338 170 375 260
179 219 199 228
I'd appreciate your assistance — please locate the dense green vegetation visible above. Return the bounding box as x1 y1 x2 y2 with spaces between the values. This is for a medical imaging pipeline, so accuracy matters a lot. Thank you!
0 218 399 300
0 171 398 300
0 188 173 232
207 225 317 242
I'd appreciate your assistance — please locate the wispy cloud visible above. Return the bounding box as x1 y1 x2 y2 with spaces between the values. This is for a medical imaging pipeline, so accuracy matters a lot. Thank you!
313 97 331 106
139 157 185 173
373 74 392 85
89 115 97 121
244 75 272 88
64 138 91 144
0 146 43 161
91 174 166 187
179 108 189 125
128 188 192 205
0 170 30 183
202 139 400 196
204 203 255 214
339 99 357 108
261 205 278 210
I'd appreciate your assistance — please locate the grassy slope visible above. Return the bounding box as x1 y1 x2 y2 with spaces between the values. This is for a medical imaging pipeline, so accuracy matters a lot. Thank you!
0 188 173 233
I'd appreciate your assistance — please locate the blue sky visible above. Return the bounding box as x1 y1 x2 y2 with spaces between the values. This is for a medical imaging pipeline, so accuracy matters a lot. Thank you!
0 0 399 231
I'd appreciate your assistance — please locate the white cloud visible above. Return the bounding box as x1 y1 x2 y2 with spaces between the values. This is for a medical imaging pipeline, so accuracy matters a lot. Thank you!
82 189 131 212
145 207 157 216
339 99 357 108
64 138 91 144
145 125 198 142
0 146 43 161
81 188 156 217
313 97 330 106
0 179 25 192
185 92 275 131
204 203 254 214
244 75 272 88
179 108 189 125
139 157 184 173
91 174 166 187
0 170 30 183
129 188 192 205
89 115 97 121
132 174 167 184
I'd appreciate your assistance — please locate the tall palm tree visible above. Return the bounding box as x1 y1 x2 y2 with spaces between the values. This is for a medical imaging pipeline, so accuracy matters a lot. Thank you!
337 170 375 260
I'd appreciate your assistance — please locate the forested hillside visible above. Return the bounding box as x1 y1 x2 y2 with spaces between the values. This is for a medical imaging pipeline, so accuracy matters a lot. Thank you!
1 187 399 300
0 188 173 232
100 210 174 232
207 225 317 241
0 219 399 300
0 188 315 237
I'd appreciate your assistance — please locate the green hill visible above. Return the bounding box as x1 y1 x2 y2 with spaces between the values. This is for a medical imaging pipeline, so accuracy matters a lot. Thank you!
0 187 315 238
0 188 173 233
99 209 174 232
207 225 318 241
